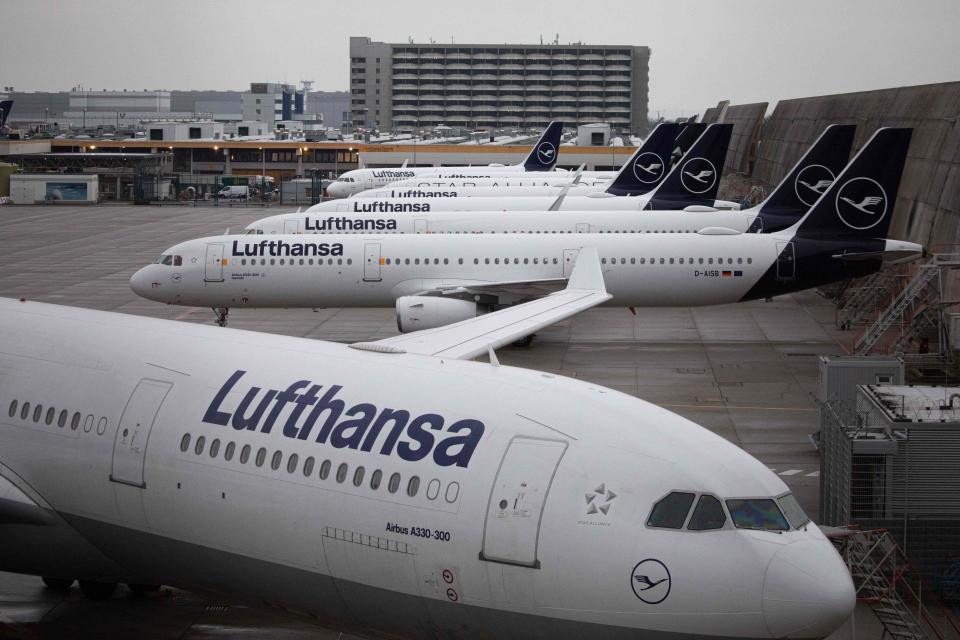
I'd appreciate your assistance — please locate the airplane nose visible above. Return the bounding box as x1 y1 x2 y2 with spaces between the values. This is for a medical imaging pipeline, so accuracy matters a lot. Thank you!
130 266 160 301
762 538 854 638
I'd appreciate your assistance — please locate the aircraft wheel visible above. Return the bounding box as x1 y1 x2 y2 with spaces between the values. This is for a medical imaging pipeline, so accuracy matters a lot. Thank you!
78 580 117 600
513 334 535 348
128 583 161 596
42 576 74 592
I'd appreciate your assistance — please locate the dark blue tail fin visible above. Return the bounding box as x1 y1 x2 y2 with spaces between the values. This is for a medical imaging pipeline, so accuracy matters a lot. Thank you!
748 124 856 233
522 121 563 171
791 128 912 238
0 101 12 129
644 123 732 209
671 122 707 167
604 122 681 196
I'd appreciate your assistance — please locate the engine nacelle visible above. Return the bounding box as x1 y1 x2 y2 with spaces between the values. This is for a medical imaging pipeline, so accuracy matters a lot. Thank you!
396 296 488 333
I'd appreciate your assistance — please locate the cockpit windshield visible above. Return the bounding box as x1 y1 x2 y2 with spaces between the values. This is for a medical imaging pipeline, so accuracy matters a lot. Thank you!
777 493 810 529
244 228 263 235
726 498 790 531
153 254 182 266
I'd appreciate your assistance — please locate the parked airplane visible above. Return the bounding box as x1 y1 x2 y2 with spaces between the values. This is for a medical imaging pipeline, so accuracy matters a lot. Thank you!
0 274 854 638
133 129 919 334
327 122 565 198
245 124 853 237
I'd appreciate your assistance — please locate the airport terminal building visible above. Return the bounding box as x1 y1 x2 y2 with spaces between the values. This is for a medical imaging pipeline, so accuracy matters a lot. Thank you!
349 36 650 135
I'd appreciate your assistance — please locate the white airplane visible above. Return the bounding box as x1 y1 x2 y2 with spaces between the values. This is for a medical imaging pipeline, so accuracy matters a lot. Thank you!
327 122 565 198
132 129 920 333
1 265 855 638
246 125 855 236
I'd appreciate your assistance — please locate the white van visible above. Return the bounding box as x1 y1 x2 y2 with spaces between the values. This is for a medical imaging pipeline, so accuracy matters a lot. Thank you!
218 185 250 200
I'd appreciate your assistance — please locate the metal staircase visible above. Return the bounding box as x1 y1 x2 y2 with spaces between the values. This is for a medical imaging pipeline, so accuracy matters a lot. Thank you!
831 528 960 640
854 254 960 356
836 270 901 330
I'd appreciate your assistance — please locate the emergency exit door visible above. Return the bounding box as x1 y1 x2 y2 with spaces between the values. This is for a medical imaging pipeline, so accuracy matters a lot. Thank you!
204 243 225 282
481 437 567 568
562 249 580 278
776 241 796 280
110 379 172 488
363 242 382 282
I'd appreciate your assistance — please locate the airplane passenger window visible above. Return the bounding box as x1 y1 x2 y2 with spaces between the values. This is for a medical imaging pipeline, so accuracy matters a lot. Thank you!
426 478 440 500
45 407 55 425
336 463 348 483
737 258 743 264
271 450 282 470
353 466 365 487
224 441 235 461
7 400 15 418
415 259 420 265
388 472 401 494
58 409 67 427
319 459 331 480
406 476 420 497
747 258 753 264
688 495 727 531
725 499 789 531
97 417 107 436
445 482 460 504
370 469 382 490
71 412 81 430
240 444 251 464
601 258 607 265
20 402 30 420
255 447 267 467
180 433 191 452
708 258 714 264
631 258 636 264
279 259 285 266
287 453 299 474
302 456 314 477
194 436 206 455
659 258 665 265
209 438 220 458
647 491 696 529
777 494 810 529
33 405 42 423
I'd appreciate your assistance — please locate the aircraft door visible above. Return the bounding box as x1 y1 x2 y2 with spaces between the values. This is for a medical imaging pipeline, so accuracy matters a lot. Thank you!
110 379 172 488
575 223 590 234
363 242 382 282
481 437 567 568
414 218 428 234
562 248 580 278
283 219 299 234
776 241 795 280
204 243 225 282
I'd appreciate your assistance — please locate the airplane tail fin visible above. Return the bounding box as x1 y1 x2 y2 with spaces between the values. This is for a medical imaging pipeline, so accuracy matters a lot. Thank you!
748 124 856 232
644 123 732 209
671 122 707 167
0 101 12 129
604 122 681 196
789 128 912 238
522 121 563 171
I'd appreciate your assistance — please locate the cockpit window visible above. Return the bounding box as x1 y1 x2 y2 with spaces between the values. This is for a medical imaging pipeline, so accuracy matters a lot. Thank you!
687 495 726 531
726 499 789 531
244 228 263 235
173 255 182 266
777 493 810 529
155 255 173 265
647 491 695 529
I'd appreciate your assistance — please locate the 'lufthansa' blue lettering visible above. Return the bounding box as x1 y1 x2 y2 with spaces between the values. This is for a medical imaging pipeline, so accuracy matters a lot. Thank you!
202 371 485 468
231 240 344 257
306 216 399 231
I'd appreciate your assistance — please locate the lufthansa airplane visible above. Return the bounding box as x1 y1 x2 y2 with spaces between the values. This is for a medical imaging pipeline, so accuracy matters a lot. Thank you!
2 266 855 638
245 125 855 236
327 122 565 198
131 129 914 332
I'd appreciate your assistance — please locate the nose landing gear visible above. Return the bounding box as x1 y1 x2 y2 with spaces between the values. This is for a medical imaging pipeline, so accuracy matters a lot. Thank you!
213 307 229 327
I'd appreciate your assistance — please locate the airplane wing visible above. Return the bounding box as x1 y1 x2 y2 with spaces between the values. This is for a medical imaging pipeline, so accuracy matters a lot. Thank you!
351 247 610 360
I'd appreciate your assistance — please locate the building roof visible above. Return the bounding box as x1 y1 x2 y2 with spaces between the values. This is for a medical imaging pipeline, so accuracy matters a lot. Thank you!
863 384 960 424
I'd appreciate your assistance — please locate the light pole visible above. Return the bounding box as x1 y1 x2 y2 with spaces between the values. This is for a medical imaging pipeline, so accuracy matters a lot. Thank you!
260 146 266 205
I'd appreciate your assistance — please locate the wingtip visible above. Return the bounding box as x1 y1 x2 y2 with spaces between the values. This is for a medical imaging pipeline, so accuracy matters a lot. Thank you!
566 247 607 293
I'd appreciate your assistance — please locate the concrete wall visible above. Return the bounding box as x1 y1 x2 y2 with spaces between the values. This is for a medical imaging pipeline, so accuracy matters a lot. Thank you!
753 82 960 250
722 102 768 176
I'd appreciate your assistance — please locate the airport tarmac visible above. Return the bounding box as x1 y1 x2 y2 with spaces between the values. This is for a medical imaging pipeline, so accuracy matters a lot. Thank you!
0 204 856 639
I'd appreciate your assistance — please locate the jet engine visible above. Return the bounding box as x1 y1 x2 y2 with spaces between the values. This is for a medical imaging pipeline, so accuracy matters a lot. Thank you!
396 296 490 333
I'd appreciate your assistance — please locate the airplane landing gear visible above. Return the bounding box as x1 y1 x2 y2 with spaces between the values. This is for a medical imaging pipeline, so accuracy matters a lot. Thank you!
213 307 229 327
513 334 535 348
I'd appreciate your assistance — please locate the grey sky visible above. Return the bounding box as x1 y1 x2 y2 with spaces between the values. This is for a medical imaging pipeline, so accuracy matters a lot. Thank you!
2 0 958 118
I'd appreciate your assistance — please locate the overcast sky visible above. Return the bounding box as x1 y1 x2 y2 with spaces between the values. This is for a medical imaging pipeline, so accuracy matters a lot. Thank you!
2 0 958 118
